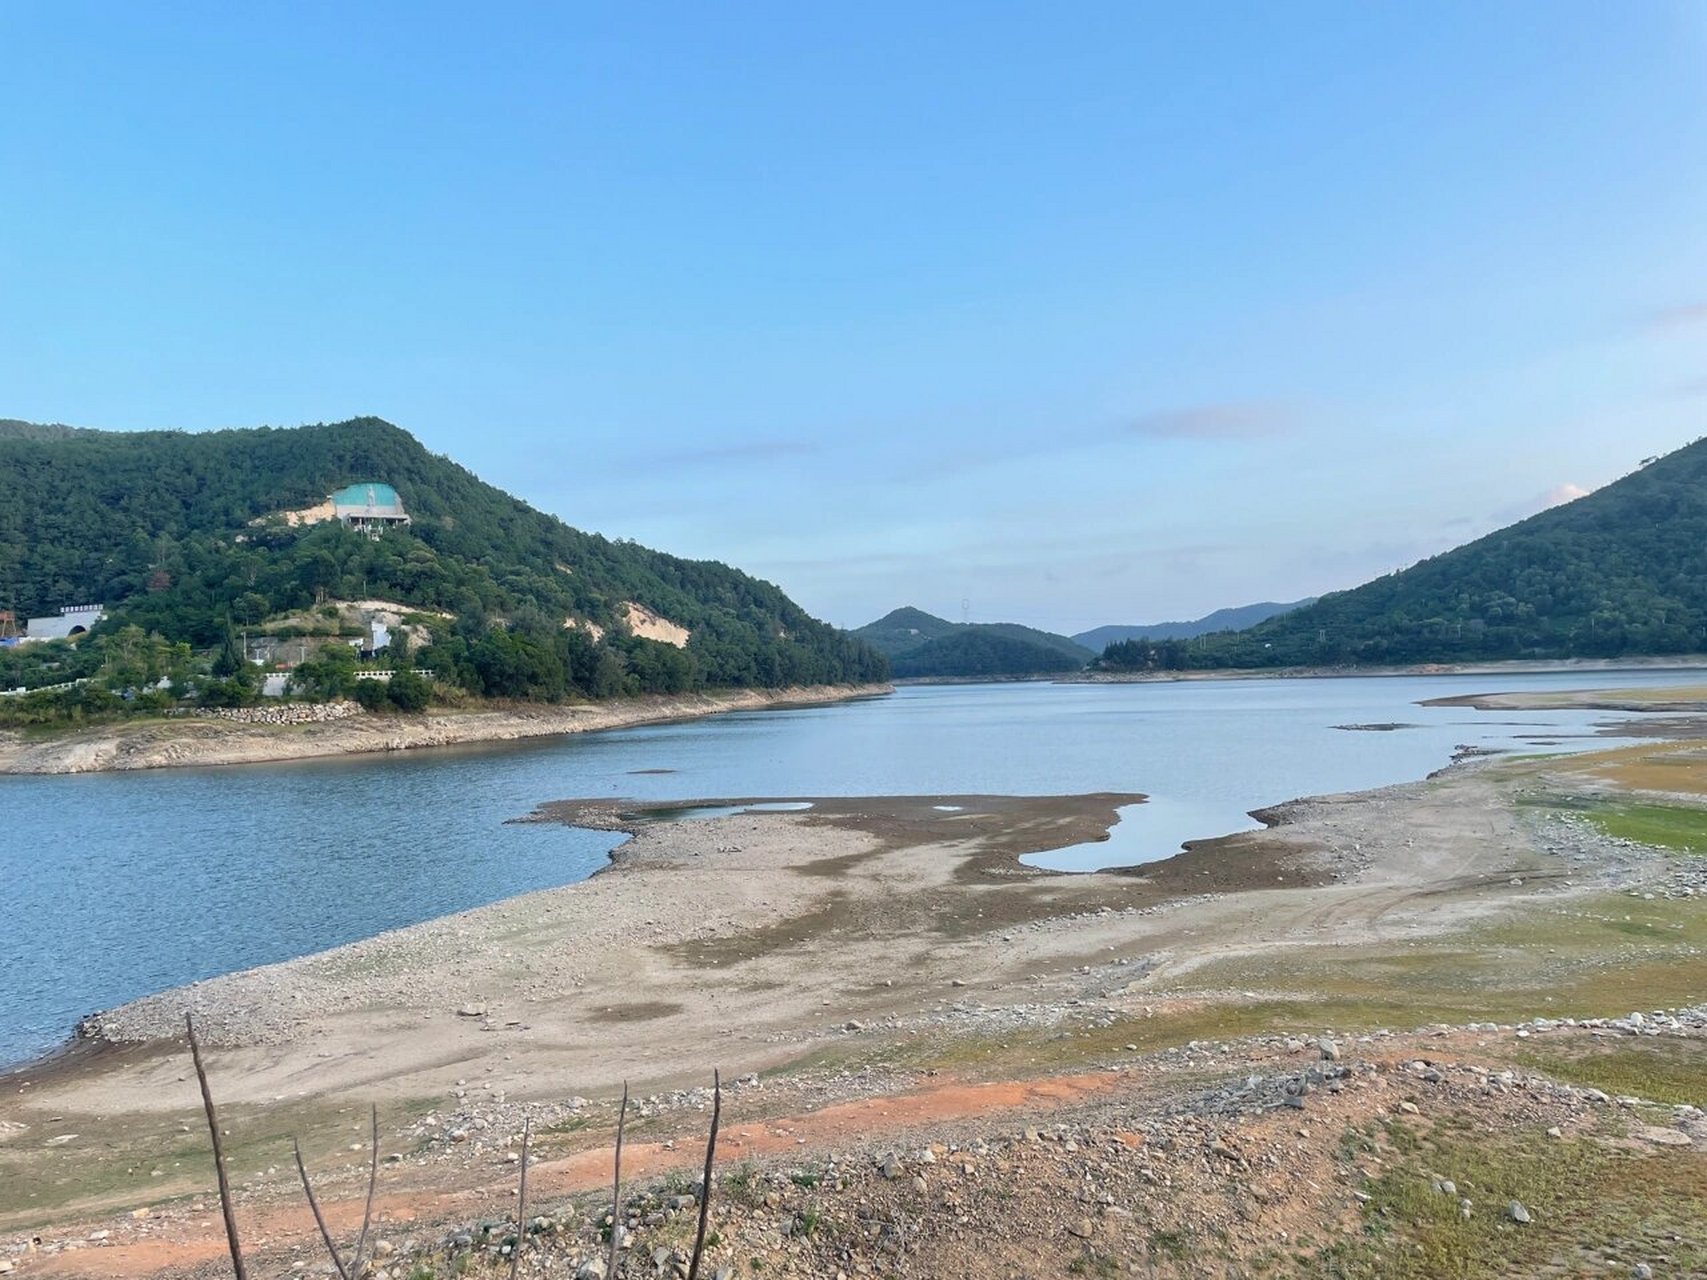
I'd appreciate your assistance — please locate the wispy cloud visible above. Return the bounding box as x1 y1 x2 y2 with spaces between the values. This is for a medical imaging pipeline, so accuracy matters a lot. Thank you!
1128 401 1294 441
1645 302 1707 333
642 438 823 470
1539 481 1590 508
1489 481 1593 527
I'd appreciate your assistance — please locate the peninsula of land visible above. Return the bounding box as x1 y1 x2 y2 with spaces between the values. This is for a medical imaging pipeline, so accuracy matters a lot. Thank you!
0 683 891 775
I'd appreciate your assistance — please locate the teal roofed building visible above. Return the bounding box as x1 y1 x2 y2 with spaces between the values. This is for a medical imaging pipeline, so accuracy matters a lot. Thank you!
330 482 411 536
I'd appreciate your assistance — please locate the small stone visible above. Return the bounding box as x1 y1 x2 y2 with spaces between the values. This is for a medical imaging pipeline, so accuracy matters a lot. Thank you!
1638 1126 1693 1147
1067 1218 1094 1239
1398 1101 1419 1115
1545 1126 1562 1139
457 1003 487 1018
1318 1038 1339 1062
1507 1200 1531 1224
1633 1264 1654 1279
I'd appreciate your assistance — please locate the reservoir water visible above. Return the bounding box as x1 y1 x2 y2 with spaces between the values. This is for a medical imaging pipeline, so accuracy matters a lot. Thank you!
0 670 1694 1065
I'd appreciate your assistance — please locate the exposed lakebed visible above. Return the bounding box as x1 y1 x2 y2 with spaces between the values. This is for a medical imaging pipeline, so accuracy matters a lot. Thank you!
0 670 1694 1064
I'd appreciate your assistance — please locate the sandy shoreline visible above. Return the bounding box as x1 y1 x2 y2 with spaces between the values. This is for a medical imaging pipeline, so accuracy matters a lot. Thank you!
1065 655 1707 683
0 682 891 775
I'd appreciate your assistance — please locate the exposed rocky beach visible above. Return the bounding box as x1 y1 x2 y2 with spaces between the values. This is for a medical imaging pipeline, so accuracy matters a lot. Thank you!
5 725 1705 1277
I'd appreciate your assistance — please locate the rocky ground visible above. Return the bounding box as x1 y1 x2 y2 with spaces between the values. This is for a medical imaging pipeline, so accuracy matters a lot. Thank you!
7 1012 1703 1279
4 726 1707 1278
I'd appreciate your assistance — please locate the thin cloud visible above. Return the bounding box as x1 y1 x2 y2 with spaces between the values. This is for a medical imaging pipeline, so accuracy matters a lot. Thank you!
1490 481 1593 527
1646 302 1707 333
644 439 822 470
1129 401 1294 441
1539 481 1590 509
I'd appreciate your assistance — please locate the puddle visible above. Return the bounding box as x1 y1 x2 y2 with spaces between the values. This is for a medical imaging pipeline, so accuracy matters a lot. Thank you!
1023 797 1258 873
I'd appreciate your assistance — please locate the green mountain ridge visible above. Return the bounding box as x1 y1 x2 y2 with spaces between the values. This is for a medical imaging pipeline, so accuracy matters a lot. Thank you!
1100 437 1707 671
0 416 887 699
1072 600 1316 650
854 607 1091 679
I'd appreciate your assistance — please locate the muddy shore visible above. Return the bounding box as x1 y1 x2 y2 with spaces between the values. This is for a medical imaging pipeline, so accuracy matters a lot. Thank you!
4 741 1705 1276
10 758 1590 1112
0 683 891 775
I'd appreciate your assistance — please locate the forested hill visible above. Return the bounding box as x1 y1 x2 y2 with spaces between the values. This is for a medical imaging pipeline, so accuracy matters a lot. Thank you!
854 607 1091 678
1073 599 1315 650
0 417 886 692
1100 437 1707 671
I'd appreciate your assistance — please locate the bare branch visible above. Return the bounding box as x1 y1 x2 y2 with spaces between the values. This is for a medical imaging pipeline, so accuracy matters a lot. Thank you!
186 1014 248 1280
351 1103 380 1275
509 1116 532 1280
608 1081 628 1280
293 1138 352 1280
686 1069 722 1280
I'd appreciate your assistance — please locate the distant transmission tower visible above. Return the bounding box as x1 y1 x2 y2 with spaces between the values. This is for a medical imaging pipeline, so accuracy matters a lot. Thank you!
961 597 971 624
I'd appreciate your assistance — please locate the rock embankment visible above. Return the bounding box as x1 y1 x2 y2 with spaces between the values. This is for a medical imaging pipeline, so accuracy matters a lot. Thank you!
188 700 361 724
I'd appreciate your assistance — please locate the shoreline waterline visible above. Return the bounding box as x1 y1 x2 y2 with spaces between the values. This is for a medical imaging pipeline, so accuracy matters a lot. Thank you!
0 682 893 775
2 670 1696 1067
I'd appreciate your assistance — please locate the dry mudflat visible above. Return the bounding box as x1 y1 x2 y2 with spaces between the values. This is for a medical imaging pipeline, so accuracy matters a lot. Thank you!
3 691 1707 1278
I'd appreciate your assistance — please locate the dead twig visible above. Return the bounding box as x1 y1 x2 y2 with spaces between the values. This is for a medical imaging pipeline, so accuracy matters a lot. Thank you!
685 1069 722 1280
293 1138 352 1280
186 1014 248 1280
351 1103 380 1275
509 1116 532 1280
608 1081 629 1279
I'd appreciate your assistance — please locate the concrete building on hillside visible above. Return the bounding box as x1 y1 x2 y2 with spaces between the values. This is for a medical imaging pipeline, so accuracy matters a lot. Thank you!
331 482 411 536
24 604 106 641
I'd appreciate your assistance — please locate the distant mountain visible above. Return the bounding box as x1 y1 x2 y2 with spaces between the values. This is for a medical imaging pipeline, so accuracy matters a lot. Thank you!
0 417 887 699
1073 600 1315 651
1101 437 1707 671
854 607 1092 679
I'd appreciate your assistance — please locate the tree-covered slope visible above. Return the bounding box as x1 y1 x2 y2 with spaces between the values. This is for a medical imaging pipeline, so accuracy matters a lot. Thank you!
0 417 886 692
1103 439 1707 671
853 607 961 657
854 606 1091 678
889 630 1089 679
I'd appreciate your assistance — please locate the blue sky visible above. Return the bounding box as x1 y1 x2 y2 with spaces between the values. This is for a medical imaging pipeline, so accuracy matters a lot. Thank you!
3 3 1705 631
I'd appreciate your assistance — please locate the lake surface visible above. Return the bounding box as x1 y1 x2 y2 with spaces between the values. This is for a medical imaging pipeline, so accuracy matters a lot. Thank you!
0 670 1694 1065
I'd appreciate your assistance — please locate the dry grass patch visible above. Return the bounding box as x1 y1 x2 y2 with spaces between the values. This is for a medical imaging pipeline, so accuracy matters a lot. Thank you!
1315 1115 1707 1278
